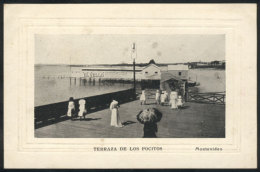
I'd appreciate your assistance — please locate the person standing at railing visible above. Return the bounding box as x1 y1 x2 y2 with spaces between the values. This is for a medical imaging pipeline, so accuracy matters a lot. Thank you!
67 97 75 120
78 99 87 121
110 99 123 127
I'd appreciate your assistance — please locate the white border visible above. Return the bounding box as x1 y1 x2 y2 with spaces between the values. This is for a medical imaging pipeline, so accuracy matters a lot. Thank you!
4 4 257 168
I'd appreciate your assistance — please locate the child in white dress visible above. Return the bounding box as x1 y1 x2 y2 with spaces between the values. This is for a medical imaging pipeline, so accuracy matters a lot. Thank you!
78 99 87 120
67 97 75 120
140 90 146 105
176 96 184 109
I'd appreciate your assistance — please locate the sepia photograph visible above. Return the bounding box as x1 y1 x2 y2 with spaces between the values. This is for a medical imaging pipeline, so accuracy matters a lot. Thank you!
4 4 256 169
34 34 225 138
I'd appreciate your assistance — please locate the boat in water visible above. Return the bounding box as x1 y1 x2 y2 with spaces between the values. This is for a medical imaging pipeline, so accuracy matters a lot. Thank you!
187 80 199 87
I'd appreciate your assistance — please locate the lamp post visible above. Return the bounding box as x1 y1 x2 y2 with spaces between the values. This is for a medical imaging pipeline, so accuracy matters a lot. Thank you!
131 43 137 95
133 58 136 91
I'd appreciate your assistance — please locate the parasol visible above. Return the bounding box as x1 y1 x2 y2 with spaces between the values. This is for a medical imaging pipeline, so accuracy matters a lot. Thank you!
136 108 162 124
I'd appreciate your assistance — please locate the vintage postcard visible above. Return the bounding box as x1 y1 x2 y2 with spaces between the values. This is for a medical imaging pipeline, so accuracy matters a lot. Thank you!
4 4 257 168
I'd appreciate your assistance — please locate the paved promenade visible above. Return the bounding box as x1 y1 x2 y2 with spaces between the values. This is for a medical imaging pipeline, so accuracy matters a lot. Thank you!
35 99 225 138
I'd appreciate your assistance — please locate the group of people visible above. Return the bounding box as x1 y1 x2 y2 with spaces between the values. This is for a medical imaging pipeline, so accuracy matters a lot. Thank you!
66 89 183 133
140 90 184 109
66 97 123 128
67 97 87 120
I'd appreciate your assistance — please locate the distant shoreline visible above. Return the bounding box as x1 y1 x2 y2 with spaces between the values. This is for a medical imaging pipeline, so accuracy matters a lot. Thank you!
35 63 225 70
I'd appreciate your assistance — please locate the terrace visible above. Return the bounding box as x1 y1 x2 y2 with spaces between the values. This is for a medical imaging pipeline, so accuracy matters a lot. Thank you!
35 99 225 138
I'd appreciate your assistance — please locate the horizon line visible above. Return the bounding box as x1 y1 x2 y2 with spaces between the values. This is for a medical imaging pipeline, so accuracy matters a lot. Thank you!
35 60 225 66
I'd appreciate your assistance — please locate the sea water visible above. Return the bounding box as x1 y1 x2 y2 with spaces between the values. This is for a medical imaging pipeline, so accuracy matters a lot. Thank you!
35 65 133 106
188 68 225 93
35 65 225 106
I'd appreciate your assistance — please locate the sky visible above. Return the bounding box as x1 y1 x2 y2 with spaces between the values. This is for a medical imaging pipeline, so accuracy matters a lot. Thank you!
35 34 225 65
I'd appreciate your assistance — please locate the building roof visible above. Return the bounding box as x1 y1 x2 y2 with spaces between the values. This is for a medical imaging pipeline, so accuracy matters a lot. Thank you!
142 63 161 71
80 66 143 72
81 68 143 72
168 65 189 71
160 72 182 83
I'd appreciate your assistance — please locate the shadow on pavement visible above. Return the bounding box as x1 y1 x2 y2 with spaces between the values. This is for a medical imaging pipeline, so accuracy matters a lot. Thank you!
179 105 190 109
71 118 102 121
122 120 136 126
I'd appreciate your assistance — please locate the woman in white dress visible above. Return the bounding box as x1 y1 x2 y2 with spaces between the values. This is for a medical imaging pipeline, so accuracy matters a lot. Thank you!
78 99 87 120
160 91 166 106
170 91 178 109
164 91 169 105
140 90 146 105
155 90 161 105
110 100 123 127
67 97 75 120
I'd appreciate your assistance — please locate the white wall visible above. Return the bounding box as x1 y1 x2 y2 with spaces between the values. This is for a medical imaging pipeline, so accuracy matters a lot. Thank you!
141 65 161 80
166 70 188 80
71 65 163 80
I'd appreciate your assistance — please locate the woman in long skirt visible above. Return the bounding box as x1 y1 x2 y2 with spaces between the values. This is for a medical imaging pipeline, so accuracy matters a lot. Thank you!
78 99 87 120
143 122 158 138
170 91 178 109
136 108 162 138
110 100 123 127
164 91 169 105
155 90 161 105
160 91 165 106
67 97 75 120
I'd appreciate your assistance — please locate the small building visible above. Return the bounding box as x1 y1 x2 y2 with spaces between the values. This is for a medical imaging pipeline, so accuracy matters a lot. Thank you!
166 64 189 80
71 66 143 81
141 64 161 80
71 63 189 89
140 64 161 89
196 62 210 68
72 64 162 81
211 60 220 66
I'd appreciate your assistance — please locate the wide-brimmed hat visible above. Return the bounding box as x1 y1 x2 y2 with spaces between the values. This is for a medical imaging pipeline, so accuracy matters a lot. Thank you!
136 108 162 124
